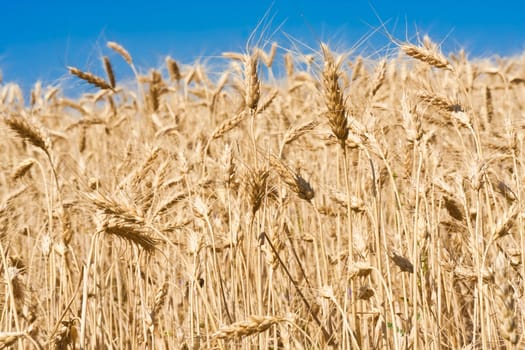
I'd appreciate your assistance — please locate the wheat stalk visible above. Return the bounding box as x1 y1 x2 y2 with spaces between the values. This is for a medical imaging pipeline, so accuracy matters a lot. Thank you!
494 253 519 345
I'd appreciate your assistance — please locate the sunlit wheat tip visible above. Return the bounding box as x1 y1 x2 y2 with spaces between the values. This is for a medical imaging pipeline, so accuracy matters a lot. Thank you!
107 41 133 65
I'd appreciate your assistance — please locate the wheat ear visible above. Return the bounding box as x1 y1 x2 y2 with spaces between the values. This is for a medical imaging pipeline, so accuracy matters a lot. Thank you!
267 154 314 201
107 41 133 65
3 113 51 155
401 36 453 70
165 56 182 81
3 113 61 192
68 67 113 90
321 43 348 147
212 315 289 340
103 56 116 88
245 52 260 111
244 168 270 215
279 120 319 157
90 193 160 253
11 158 36 181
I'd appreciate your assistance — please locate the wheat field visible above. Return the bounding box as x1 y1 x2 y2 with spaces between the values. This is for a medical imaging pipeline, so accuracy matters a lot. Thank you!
0 36 524 349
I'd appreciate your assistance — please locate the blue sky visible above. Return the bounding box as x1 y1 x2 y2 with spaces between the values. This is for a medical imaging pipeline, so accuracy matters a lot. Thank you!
1 1 524 93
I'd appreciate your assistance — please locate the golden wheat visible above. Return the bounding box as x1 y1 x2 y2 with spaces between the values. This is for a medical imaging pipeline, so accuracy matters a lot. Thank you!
0 34 523 349
107 41 133 65
103 56 116 89
401 36 453 70
68 66 113 90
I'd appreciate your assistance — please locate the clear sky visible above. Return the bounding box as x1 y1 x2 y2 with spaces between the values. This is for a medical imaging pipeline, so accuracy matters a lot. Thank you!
1 0 524 93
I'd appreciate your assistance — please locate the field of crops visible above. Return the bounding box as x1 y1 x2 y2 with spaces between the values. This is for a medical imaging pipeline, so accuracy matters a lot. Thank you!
0 37 524 349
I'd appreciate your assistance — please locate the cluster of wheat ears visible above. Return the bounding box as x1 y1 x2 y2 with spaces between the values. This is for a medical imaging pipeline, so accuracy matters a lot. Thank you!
0 35 524 349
